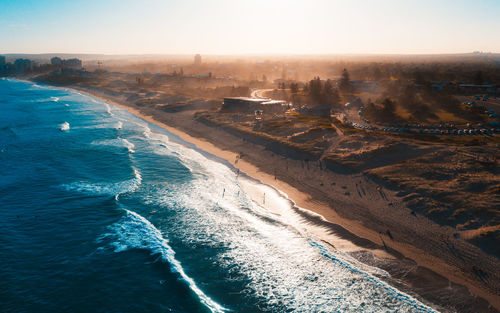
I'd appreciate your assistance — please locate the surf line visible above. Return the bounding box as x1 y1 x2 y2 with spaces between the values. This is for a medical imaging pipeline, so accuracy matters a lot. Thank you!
308 239 437 313
120 209 229 313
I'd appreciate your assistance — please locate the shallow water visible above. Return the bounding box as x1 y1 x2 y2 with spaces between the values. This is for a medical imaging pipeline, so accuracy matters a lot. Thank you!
0 78 438 313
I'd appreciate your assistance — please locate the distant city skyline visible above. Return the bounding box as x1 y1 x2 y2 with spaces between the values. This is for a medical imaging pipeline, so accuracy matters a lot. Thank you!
1 0 500 55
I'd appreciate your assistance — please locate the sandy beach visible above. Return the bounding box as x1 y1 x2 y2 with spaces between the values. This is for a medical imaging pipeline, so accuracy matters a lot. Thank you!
66 85 499 312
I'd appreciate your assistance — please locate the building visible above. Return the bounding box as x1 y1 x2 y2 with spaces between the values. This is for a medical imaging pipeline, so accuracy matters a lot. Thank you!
194 54 202 66
0 55 5 74
51 57 82 69
51 57 63 66
63 58 83 68
14 58 32 73
222 97 287 113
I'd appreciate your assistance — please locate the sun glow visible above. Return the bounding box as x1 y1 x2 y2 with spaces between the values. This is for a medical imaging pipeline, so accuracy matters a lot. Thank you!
1 0 499 54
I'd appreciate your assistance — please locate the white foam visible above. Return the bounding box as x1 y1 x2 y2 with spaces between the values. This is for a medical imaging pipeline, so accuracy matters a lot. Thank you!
137 129 436 312
102 209 227 313
51 96 59 102
60 122 70 131
103 101 113 116
62 167 142 197
91 138 135 153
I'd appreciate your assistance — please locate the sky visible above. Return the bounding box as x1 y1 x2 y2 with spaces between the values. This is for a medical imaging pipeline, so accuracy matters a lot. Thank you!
1 0 500 55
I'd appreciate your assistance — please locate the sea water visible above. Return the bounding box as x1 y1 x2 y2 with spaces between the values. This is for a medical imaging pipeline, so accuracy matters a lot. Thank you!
0 78 438 313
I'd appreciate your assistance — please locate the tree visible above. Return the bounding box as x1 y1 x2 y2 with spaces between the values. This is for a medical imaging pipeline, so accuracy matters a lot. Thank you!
328 87 340 111
309 76 322 102
382 98 396 117
366 99 376 112
373 66 382 81
399 84 416 109
413 70 426 85
339 68 351 92
290 82 299 94
474 70 484 85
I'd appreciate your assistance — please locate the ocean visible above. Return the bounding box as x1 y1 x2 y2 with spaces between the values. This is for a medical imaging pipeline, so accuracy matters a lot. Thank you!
0 78 438 313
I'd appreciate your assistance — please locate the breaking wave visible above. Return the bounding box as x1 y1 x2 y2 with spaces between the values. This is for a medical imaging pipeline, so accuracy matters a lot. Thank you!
92 138 135 153
60 122 70 131
103 101 114 116
62 167 142 197
100 209 227 313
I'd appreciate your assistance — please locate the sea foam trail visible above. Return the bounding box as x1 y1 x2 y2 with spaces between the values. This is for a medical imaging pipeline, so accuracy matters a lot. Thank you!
102 101 114 116
92 138 135 153
62 167 142 197
103 209 227 313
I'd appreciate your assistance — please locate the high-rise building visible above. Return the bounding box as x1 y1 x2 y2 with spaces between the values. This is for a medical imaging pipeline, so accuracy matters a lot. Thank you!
0 55 5 74
14 59 32 73
194 54 202 66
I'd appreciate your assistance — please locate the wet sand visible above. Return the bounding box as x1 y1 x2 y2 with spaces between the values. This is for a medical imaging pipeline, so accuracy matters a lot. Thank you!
68 86 499 312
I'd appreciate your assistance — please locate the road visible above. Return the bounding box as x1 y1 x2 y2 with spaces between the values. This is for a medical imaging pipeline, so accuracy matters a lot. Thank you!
251 88 274 98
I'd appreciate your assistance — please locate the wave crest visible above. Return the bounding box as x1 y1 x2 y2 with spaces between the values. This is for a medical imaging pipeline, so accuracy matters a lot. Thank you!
60 122 70 131
62 167 142 197
91 138 135 153
100 209 227 313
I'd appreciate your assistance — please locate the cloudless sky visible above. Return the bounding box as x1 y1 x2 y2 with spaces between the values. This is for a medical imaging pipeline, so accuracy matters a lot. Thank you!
1 0 499 55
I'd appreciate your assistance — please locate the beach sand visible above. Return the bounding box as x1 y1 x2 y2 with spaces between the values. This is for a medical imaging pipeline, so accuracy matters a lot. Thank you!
71 86 499 312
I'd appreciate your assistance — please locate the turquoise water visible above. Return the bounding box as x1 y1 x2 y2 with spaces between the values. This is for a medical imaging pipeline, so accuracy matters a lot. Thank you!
0 78 438 313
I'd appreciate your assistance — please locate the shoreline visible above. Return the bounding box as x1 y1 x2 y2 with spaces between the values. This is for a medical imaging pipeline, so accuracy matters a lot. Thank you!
54 83 500 311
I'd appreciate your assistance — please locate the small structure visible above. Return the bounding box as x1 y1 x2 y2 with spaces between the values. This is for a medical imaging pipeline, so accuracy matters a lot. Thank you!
194 54 202 66
222 97 287 113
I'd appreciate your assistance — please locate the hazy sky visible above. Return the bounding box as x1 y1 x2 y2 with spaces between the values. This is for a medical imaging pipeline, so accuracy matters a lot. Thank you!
1 0 499 55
